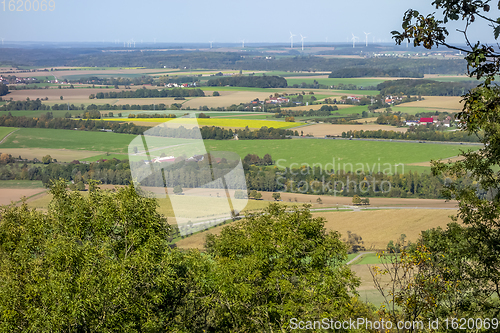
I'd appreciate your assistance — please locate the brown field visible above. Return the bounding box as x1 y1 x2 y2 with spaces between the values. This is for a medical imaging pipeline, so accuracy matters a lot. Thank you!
176 208 459 251
317 209 459 250
111 97 178 106
400 96 463 111
0 148 104 162
0 188 47 206
7 88 107 103
184 91 272 108
302 123 407 137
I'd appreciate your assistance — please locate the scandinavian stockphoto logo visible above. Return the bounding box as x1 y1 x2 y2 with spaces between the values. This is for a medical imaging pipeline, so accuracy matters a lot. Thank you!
128 115 248 236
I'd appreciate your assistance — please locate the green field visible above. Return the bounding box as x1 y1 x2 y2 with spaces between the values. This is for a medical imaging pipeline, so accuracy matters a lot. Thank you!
0 180 45 189
0 128 135 153
0 127 18 141
203 139 478 173
0 110 83 118
0 128 478 174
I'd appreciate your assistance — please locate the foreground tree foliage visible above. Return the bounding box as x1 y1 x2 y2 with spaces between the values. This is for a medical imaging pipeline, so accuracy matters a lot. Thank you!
0 182 372 332
373 0 500 328
204 204 373 332
0 180 208 332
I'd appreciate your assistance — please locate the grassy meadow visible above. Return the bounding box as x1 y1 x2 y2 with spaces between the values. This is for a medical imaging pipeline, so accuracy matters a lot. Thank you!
0 128 135 153
0 127 18 141
203 138 478 172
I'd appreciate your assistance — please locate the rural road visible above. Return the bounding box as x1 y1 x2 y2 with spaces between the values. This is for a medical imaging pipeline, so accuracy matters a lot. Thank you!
0 128 19 145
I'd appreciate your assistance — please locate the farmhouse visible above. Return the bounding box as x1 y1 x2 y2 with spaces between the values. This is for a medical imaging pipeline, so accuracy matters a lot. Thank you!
266 97 290 104
405 120 419 126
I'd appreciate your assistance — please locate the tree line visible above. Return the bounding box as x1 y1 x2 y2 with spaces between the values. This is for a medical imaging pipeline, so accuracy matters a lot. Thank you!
339 127 482 142
274 107 337 118
377 79 478 96
0 157 132 186
0 83 8 96
90 87 205 99
207 75 287 88
329 67 424 78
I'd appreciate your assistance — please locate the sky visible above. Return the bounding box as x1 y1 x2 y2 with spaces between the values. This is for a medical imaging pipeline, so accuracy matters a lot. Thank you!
0 0 495 45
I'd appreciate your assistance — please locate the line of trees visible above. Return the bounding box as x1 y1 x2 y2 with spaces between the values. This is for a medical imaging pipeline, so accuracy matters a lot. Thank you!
377 79 478 96
243 163 461 199
274 107 337 118
0 83 8 96
0 157 131 186
339 127 481 142
207 75 287 88
90 87 205 99
329 67 424 78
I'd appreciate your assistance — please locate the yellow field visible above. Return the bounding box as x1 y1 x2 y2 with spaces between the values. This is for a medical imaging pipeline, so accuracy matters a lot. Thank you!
0 188 47 206
317 209 459 250
175 208 459 250
399 96 463 111
103 117 298 129
302 123 407 137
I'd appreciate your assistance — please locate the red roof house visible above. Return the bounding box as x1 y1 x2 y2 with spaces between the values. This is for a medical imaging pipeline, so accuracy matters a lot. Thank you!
420 117 435 124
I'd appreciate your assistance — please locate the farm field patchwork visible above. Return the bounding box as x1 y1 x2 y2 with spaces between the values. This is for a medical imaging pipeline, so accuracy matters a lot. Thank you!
174 207 458 251
0 127 479 172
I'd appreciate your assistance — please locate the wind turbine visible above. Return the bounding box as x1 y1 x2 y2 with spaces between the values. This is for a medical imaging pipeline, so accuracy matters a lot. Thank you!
289 32 296 48
241 39 245 48
300 34 306 51
209 41 213 49
351 34 359 48
364 32 371 47
1 38 3 46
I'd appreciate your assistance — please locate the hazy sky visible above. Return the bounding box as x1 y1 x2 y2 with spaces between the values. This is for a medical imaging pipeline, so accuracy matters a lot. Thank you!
0 0 494 44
